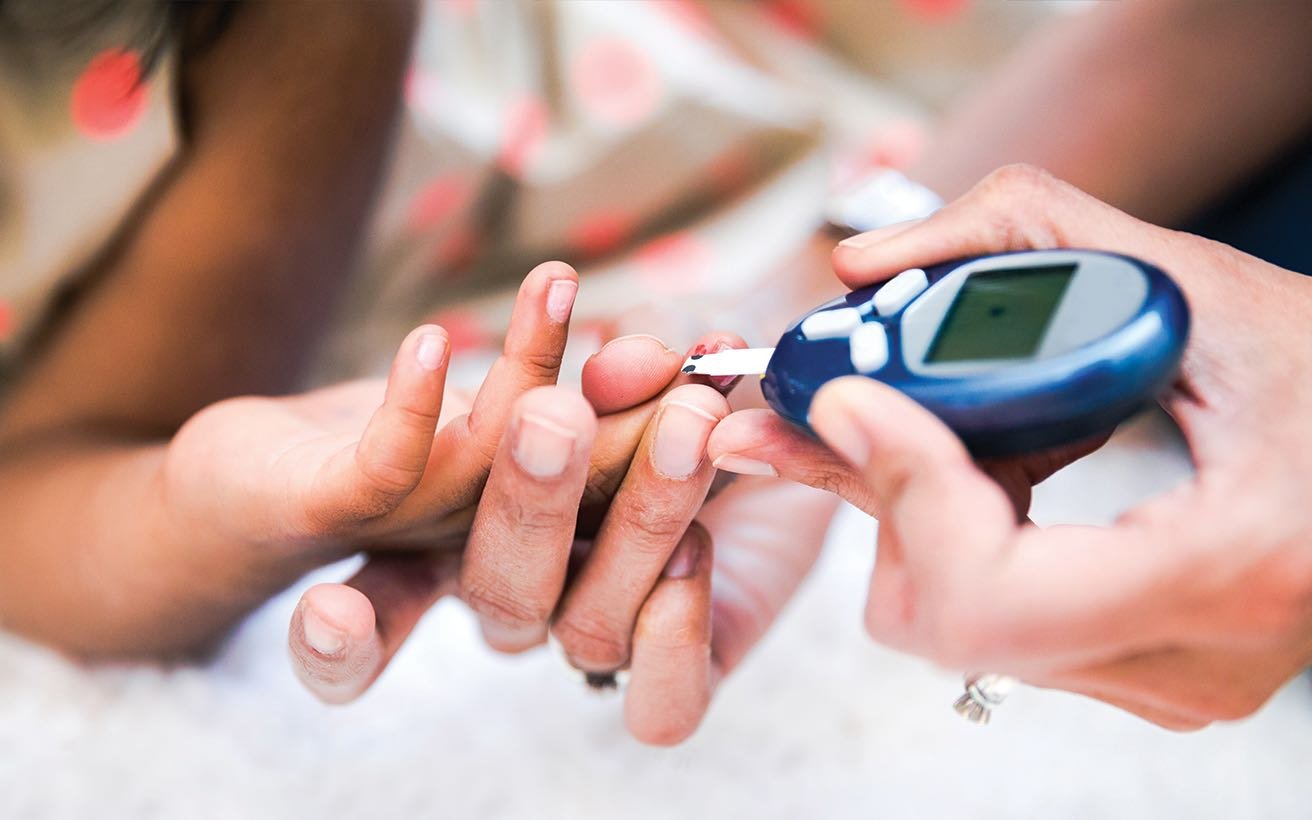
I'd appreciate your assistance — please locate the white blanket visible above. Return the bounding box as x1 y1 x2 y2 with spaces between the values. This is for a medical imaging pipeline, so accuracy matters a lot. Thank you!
2 411 1310 819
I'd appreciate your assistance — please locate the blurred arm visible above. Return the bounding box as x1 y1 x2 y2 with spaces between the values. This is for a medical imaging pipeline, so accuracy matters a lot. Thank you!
0 2 417 655
908 0 1312 226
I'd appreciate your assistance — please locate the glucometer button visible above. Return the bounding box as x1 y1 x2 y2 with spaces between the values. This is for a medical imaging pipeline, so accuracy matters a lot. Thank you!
873 268 928 316
800 307 862 340
849 323 889 372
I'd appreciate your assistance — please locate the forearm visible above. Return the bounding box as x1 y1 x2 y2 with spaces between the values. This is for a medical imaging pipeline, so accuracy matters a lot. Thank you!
910 0 1312 225
0 1 419 440
0 435 316 657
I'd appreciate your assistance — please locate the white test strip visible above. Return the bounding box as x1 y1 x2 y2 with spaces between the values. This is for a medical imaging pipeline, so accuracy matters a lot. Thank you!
681 347 776 377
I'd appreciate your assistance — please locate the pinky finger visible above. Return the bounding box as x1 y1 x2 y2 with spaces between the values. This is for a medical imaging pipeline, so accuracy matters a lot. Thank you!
624 524 714 746
289 550 460 704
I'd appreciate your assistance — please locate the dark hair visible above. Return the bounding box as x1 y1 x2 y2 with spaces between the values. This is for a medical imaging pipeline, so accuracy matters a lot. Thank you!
0 0 239 80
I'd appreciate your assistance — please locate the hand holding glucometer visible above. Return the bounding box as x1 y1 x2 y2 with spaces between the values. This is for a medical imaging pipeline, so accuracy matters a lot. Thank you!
688 246 1189 722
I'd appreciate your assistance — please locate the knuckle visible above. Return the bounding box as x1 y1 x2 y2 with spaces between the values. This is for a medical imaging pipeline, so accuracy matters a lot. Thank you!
981 163 1054 197
554 613 629 671
621 496 695 550
513 349 565 383
498 499 576 543
463 581 551 631
355 448 424 501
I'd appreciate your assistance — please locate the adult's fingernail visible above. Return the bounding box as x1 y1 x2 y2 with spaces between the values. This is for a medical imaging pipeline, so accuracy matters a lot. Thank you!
711 454 777 477
599 333 678 356
481 619 547 651
663 529 703 579
302 606 346 656
809 385 871 468
651 400 718 479
546 279 578 324
415 332 448 372
513 412 578 479
835 218 923 250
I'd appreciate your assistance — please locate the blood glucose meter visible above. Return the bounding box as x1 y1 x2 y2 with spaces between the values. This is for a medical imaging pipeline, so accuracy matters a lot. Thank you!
683 249 1189 458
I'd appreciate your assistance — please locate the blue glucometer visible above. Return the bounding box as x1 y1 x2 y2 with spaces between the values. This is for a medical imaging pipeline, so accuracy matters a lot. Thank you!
685 250 1190 458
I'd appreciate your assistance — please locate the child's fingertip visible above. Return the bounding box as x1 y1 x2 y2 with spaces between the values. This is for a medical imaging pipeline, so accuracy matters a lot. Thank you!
415 329 449 372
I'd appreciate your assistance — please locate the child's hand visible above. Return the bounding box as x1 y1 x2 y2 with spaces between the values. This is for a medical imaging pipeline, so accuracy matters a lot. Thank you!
281 319 747 706
286 325 841 748
151 263 579 638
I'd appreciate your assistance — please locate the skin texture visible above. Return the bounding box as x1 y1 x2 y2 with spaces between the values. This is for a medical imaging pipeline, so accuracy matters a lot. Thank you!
711 165 1312 729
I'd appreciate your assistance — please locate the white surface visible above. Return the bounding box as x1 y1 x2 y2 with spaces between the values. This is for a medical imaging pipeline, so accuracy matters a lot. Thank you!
1 411 1310 820
849 322 890 373
801 307 863 341
872 267 928 316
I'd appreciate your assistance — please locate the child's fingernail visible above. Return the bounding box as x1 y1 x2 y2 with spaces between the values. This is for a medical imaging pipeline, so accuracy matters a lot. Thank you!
513 412 578 479
303 607 346 656
651 400 717 479
810 386 871 468
415 332 448 372
546 279 578 324
712 454 777 477
663 529 703 579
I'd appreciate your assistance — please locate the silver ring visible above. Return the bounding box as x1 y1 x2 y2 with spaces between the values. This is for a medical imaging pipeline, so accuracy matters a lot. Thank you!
953 673 1017 725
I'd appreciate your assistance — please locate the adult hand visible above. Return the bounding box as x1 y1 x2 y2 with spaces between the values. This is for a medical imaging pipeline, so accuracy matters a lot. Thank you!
709 165 1312 729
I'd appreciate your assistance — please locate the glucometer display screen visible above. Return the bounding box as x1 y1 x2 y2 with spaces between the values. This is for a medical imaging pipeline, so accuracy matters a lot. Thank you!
926 264 1076 362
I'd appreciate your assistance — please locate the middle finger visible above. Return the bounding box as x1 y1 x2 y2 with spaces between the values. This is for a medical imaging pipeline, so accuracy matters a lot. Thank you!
553 382 729 673
460 385 598 652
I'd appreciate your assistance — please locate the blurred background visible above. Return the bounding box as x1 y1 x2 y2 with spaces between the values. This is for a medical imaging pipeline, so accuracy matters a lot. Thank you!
2 1 1311 817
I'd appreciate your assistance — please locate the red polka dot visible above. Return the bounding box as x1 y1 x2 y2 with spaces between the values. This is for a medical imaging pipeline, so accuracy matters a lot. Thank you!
657 0 717 36
568 211 638 257
71 49 147 141
497 96 549 177
764 0 825 40
571 38 662 129
635 233 712 294
902 0 970 22
407 174 474 233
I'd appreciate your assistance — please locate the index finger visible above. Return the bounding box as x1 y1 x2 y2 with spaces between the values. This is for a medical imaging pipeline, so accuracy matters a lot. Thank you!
830 164 1174 290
